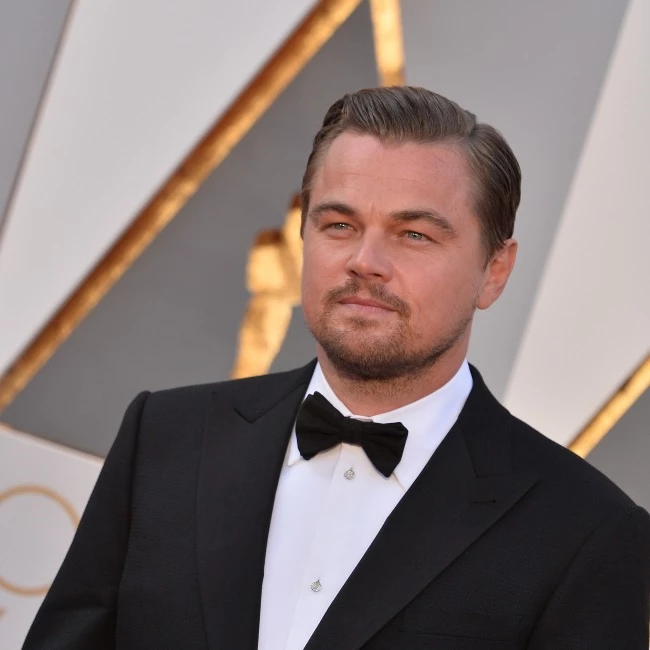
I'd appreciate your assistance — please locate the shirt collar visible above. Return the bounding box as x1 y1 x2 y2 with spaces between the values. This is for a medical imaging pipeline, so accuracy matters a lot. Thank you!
289 360 473 490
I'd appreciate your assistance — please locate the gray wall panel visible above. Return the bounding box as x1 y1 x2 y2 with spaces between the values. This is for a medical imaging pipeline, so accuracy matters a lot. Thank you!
1 2 377 456
0 0 73 234
587 387 650 511
402 0 629 398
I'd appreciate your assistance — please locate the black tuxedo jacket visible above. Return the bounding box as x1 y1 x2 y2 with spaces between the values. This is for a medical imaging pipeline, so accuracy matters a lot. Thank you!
24 362 650 649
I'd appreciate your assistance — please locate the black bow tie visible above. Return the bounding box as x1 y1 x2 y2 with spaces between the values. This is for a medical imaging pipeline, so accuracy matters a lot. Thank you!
295 392 409 477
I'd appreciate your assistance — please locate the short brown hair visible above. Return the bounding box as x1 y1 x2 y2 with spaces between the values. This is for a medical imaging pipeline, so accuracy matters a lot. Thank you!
301 86 521 261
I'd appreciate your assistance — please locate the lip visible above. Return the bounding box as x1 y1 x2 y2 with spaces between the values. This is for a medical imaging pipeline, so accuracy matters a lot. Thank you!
338 297 395 311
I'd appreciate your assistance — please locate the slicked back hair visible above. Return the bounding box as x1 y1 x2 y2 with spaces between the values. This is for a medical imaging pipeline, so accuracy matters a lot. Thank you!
300 86 521 262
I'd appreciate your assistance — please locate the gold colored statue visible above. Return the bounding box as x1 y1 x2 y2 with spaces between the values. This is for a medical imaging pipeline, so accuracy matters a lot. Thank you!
231 196 303 379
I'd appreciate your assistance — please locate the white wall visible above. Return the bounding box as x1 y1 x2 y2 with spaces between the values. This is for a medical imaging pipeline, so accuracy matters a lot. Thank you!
504 0 650 445
0 0 315 376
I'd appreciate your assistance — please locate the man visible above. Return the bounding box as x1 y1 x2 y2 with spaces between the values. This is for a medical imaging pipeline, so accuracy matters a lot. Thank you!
24 87 650 649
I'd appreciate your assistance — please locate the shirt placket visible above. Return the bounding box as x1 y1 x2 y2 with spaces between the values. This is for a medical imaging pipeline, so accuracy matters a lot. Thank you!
284 443 365 650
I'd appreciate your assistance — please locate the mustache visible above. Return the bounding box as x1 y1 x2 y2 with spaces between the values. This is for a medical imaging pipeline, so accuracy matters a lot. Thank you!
324 278 411 317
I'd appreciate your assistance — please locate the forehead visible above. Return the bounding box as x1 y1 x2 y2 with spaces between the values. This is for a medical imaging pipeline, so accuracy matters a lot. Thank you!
311 132 474 214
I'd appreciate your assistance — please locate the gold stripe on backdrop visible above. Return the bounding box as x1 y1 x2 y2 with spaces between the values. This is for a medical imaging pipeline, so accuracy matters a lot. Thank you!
369 0 406 86
569 353 650 458
0 0 362 412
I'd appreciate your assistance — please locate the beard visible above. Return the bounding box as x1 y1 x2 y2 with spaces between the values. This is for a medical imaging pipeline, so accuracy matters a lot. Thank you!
306 278 475 382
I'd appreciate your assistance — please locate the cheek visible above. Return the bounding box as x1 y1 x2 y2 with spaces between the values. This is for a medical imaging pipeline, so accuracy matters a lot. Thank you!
300 265 319 320
303 237 349 282
400 258 480 325
301 246 339 315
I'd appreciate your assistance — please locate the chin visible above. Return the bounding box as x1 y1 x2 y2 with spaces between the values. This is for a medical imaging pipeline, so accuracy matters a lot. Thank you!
315 331 414 380
312 312 472 382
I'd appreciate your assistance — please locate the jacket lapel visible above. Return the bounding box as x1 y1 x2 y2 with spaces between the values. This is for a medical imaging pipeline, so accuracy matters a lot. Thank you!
305 366 538 650
196 361 315 650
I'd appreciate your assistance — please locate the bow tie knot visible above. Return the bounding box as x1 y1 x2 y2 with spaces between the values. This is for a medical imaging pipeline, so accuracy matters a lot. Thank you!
295 391 408 477
341 417 372 445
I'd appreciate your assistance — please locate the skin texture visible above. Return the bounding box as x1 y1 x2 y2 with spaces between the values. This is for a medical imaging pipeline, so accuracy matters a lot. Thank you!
301 132 517 415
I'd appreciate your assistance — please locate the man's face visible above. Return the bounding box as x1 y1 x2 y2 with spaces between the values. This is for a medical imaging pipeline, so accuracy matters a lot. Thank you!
301 132 515 381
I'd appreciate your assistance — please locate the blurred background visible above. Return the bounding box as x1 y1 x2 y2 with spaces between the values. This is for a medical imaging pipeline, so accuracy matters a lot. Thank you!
0 0 648 645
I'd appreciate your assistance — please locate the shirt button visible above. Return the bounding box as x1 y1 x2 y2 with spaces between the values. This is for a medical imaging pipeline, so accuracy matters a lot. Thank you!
344 467 355 480
310 580 322 593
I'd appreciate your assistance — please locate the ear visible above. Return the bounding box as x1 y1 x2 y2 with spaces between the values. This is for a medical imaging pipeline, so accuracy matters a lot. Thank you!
477 239 518 310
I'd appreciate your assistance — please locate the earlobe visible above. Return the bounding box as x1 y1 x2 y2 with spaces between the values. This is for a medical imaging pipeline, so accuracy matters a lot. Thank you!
476 239 518 310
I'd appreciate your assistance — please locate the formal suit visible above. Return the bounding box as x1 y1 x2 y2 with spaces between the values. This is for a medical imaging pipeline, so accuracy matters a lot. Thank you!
24 361 650 649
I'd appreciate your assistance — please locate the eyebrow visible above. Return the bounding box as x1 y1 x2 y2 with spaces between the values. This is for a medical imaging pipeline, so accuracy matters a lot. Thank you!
308 201 358 221
389 209 457 237
309 201 457 237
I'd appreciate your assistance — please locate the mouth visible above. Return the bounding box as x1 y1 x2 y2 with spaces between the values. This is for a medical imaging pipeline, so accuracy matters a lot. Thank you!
337 296 396 313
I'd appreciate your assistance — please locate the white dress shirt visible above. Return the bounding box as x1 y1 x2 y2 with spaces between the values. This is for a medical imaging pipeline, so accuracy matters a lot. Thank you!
258 360 473 650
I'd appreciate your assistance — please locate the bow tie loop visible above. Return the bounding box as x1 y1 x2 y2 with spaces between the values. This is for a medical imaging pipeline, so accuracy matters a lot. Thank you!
295 391 408 477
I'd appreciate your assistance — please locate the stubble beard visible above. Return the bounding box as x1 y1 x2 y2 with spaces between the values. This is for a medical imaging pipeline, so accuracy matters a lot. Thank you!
306 278 475 383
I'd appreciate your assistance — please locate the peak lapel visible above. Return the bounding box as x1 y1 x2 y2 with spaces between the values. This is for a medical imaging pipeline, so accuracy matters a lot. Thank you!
196 363 314 650
305 367 538 650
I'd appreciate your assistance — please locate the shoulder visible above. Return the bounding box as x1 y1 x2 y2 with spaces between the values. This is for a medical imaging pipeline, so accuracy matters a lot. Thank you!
466 365 636 514
116 361 315 473
136 360 316 425
508 412 641 523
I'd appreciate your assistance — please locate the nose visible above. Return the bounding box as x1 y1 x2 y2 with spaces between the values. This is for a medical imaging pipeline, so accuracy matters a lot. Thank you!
344 232 393 281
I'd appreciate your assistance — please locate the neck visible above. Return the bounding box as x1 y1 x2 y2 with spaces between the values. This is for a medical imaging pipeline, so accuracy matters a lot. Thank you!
316 346 467 416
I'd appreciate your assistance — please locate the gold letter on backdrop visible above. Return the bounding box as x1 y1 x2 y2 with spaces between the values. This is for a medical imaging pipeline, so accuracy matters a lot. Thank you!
0 484 79 601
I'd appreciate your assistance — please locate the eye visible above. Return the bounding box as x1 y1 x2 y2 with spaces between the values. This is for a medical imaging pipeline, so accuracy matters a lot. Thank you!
325 222 353 232
404 230 430 242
